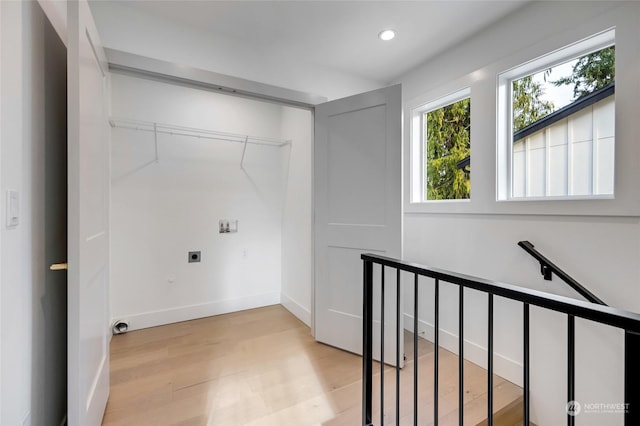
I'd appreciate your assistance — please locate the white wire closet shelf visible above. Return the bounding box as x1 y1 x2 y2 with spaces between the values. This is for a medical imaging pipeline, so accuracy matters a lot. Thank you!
110 117 291 171
109 117 291 147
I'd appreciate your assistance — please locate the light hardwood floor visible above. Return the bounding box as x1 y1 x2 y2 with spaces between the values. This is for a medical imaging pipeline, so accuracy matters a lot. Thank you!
103 305 522 426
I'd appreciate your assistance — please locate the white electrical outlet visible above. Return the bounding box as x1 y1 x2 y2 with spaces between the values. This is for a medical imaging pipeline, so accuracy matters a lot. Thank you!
242 249 248 259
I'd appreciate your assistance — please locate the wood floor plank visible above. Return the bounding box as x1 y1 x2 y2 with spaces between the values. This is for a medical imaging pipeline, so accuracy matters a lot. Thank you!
103 305 522 426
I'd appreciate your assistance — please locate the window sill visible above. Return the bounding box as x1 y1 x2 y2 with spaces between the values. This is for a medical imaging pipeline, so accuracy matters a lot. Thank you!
502 194 615 202
404 196 640 217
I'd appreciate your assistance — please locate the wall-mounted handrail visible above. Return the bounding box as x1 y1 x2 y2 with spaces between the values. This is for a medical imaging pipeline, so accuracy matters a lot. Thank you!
518 240 606 306
361 252 640 426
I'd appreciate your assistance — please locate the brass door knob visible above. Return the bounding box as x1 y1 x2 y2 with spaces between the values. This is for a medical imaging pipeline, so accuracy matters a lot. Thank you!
50 262 68 271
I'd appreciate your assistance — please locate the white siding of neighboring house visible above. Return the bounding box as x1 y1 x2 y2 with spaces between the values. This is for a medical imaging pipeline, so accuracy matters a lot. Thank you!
513 96 615 198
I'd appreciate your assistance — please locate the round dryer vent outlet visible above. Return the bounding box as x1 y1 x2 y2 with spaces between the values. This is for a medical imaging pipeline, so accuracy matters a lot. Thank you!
112 321 129 335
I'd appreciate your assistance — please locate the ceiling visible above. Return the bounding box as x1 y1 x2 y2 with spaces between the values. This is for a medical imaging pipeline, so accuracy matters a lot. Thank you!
102 1 530 85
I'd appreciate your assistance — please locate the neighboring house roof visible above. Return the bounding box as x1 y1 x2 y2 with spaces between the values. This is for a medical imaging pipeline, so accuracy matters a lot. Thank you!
456 82 615 171
513 82 615 142
456 156 470 171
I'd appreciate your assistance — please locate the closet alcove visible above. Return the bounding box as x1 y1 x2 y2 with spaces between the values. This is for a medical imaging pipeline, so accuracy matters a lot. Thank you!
109 72 313 330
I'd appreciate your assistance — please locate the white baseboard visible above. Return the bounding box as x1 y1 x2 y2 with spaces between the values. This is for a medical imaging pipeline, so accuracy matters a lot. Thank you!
280 292 311 326
404 313 523 387
114 292 281 331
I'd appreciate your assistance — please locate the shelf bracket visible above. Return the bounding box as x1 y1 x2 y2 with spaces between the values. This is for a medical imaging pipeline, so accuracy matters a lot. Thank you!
240 135 249 170
153 122 159 163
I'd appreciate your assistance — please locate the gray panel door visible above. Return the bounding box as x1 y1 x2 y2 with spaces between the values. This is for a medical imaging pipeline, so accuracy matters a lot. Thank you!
314 85 403 366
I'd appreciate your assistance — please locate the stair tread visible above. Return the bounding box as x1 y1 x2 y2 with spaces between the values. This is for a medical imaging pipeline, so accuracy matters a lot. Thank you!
475 395 537 426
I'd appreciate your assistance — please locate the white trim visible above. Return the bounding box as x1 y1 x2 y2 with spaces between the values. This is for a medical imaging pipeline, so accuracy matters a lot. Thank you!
497 28 615 202
20 411 30 426
0 3 3 421
281 292 311 327
499 28 615 83
409 87 471 204
37 0 66 46
105 48 327 109
404 313 523 387
114 292 281 331
402 7 639 217
310 108 316 337
411 88 471 115
85 354 106 412
84 354 109 426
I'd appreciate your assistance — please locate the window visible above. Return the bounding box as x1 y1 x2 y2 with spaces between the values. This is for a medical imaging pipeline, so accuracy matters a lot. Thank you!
498 29 615 200
411 88 471 202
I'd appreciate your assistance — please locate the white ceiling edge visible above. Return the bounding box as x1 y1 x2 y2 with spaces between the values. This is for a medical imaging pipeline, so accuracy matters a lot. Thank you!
89 1 386 101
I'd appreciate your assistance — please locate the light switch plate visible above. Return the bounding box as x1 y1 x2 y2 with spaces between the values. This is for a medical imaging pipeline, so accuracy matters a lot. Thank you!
6 190 19 228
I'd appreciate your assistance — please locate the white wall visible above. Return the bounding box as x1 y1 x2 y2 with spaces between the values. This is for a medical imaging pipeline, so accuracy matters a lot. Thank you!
397 2 639 425
2 3 34 424
1 2 67 424
280 107 313 326
110 73 312 330
89 1 382 102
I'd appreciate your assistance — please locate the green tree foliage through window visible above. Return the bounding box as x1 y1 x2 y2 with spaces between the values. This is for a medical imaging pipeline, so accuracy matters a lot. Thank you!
552 46 615 100
425 98 471 200
512 45 615 133
512 76 555 132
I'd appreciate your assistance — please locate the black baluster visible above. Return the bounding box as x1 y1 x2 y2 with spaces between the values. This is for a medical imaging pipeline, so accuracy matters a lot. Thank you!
568 315 575 426
380 265 385 426
459 286 464 426
625 330 640 426
523 303 530 426
488 294 494 426
363 260 373 426
434 279 439 426
414 273 419 426
396 268 401 426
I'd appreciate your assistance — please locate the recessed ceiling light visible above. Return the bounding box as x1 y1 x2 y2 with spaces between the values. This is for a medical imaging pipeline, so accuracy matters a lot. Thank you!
378 29 396 41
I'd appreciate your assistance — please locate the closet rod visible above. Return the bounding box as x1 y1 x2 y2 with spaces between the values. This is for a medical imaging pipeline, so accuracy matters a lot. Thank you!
109 118 291 147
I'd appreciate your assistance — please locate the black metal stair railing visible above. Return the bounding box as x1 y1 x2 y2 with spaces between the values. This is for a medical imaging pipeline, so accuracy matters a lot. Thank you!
517 240 606 306
361 253 640 426
518 240 609 426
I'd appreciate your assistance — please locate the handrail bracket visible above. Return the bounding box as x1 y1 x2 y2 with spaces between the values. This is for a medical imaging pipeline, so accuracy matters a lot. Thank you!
518 240 606 306
540 263 552 281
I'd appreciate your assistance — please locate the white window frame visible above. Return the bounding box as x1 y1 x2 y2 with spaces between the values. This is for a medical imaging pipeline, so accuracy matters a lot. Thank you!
410 87 471 203
497 28 615 201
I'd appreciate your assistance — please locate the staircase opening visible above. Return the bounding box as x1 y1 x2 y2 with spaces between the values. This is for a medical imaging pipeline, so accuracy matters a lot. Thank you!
361 253 640 426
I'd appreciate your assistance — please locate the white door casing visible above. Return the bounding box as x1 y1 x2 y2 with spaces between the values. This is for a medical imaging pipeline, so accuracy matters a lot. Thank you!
67 1 110 424
314 85 403 366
